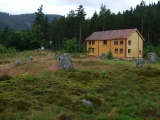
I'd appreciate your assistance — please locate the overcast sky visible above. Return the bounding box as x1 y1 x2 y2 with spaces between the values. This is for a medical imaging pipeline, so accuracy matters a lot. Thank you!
0 0 159 18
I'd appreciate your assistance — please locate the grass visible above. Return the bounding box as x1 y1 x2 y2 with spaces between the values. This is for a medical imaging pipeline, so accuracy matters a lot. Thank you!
0 50 160 120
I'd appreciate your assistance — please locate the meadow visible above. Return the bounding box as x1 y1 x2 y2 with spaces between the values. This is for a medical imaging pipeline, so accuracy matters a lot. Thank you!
0 50 160 120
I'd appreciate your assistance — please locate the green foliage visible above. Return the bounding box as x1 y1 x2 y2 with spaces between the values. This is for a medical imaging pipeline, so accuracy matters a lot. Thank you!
57 112 77 120
30 25 44 49
95 114 108 120
0 44 17 58
33 5 49 48
64 38 78 52
107 49 113 59
143 45 160 58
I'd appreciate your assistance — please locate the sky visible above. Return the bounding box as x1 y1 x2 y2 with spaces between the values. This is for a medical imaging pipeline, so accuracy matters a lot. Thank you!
0 0 159 18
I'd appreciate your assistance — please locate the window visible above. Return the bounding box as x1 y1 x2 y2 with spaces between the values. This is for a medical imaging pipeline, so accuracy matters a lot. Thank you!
128 49 131 54
120 49 123 54
92 41 95 45
120 41 123 45
91 48 95 53
128 40 131 45
114 41 118 45
115 48 118 54
139 50 142 54
103 40 107 45
89 41 91 45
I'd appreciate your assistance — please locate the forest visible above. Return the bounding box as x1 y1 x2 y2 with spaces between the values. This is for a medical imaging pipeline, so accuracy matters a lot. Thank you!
0 0 160 54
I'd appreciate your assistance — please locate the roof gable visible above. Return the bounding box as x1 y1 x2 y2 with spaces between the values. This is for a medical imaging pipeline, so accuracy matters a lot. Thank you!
86 29 144 41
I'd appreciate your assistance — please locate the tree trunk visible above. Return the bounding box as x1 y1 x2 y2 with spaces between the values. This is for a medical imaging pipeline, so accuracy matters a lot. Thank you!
58 34 61 50
148 24 150 45
79 20 82 52
141 18 144 36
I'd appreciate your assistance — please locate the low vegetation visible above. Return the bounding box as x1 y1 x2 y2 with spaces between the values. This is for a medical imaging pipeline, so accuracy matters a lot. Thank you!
0 50 160 120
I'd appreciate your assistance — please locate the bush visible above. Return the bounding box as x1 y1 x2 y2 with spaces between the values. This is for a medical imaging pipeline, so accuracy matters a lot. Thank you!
0 44 16 54
64 38 78 53
107 49 113 59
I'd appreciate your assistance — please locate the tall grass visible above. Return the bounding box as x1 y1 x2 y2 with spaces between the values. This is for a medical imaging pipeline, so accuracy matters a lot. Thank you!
0 44 17 58
0 51 160 120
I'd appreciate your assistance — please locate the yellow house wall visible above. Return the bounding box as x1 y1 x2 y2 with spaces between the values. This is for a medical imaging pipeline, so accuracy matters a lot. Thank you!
86 41 99 56
98 40 111 55
127 31 143 58
110 39 126 58
86 30 144 58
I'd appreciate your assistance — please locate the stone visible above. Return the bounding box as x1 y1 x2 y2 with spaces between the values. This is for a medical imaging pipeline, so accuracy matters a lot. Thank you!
136 58 144 68
100 52 107 59
28 56 33 61
81 99 92 106
55 52 60 59
58 53 73 70
14 60 25 66
148 53 156 63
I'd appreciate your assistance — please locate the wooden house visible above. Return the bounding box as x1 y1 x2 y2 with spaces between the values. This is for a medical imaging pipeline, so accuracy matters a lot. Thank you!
85 28 144 58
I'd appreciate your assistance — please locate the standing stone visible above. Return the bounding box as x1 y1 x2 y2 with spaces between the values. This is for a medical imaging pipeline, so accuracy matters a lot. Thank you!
55 52 60 59
58 53 73 70
81 99 93 106
136 58 144 68
28 56 33 61
148 53 156 63
14 60 25 66
100 52 107 60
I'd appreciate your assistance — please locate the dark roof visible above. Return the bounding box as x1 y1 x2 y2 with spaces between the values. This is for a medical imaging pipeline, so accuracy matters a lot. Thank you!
85 28 144 41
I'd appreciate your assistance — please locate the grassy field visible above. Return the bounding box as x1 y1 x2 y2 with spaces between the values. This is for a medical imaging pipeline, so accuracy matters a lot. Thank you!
0 50 160 120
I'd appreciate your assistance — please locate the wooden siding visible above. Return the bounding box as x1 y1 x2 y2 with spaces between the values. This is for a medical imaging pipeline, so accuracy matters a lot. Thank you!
86 29 144 58
127 30 143 58
110 39 126 58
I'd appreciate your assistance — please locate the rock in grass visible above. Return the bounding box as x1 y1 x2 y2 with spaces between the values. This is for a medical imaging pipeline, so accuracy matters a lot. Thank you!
14 60 25 66
81 99 92 106
136 58 144 68
28 56 33 61
55 52 60 59
148 53 156 63
58 53 73 70
100 52 107 60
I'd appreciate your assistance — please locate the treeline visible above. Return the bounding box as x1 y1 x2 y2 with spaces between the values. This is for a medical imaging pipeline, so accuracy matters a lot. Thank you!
0 1 160 52
0 12 61 30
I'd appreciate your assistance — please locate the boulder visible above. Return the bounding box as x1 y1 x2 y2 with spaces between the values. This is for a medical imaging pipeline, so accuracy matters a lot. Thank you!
55 52 60 59
14 60 25 66
136 58 144 68
148 53 156 63
58 53 73 70
28 56 33 61
100 52 107 60
81 99 92 106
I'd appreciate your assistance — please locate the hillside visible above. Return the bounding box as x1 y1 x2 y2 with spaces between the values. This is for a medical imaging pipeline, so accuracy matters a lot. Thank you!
0 50 160 119
0 12 61 30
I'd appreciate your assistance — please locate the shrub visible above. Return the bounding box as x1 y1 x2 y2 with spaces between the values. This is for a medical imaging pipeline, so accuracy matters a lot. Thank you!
107 49 113 59
64 38 78 53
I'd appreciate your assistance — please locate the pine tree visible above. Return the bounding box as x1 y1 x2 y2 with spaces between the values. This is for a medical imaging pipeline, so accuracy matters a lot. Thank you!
76 5 86 52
